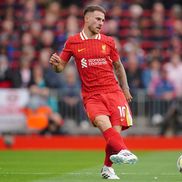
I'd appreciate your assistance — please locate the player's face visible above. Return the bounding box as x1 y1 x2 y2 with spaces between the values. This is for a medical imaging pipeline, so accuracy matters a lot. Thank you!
87 11 105 34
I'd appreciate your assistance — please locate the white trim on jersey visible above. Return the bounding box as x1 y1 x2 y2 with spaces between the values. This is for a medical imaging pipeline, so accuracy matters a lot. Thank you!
80 32 85 40
80 30 101 40
82 31 88 40
96 33 101 40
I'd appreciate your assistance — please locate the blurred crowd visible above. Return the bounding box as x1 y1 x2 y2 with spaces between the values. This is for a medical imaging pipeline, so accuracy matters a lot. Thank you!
0 0 182 135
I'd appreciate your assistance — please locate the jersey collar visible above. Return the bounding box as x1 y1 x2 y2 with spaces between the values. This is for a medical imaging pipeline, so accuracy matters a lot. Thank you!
80 30 101 40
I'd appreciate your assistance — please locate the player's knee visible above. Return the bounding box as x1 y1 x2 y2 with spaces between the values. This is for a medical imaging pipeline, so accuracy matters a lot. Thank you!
94 115 111 131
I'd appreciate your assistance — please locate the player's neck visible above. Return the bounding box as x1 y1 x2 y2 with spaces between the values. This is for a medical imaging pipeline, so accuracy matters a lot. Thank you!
82 29 98 39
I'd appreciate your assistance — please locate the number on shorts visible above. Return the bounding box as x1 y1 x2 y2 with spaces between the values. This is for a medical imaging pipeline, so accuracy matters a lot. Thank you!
118 106 126 117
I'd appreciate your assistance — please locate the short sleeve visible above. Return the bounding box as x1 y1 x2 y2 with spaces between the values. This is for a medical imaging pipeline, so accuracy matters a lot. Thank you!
110 38 120 62
59 38 73 62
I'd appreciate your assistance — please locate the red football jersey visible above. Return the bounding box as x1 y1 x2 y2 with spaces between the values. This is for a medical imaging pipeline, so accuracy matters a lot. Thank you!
60 31 121 99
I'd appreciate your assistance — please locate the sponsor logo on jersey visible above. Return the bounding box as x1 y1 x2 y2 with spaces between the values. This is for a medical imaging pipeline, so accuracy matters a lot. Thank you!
78 48 86 52
81 58 87 68
88 58 107 66
81 58 107 68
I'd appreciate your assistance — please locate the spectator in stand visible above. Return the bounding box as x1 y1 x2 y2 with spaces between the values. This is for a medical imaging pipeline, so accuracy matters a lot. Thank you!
148 66 176 101
42 1 61 32
30 21 42 40
0 0 16 19
125 52 144 95
104 19 119 38
123 37 145 66
0 55 12 88
22 45 36 63
59 65 87 125
21 32 33 47
86 0 105 8
0 19 18 63
151 2 169 43
47 1 61 19
167 4 182 38
146 46 165 63
18 0 41 33
67 4 80 16
147 66 177 123
19 32 36 64
61 0 84 8
39 48 62 88
30 21 42 49
27 64 64 134
125 51 144 115
43 11 58 31
129 26 142 43
142 58 161 90
39 30 56 50
129 4 143 28
56 13 80 52
22 0 40 22
109 4 122 22
172 19 182 37
66 15 79 36
10 56 33 88
164 53 182 98
112 0 129 10
168 36 181 57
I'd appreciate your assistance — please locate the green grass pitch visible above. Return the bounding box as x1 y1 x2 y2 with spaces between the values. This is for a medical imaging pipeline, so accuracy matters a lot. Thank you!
0 150 181 182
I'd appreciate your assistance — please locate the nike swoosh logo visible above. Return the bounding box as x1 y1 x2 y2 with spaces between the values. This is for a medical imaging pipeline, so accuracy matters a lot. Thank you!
78 48 86 52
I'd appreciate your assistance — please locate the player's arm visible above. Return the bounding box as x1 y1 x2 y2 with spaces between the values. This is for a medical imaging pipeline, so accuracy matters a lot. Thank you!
49 53 67 73
113 60 133 102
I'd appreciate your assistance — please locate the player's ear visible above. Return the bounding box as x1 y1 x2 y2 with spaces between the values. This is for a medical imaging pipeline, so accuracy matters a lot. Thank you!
84 13 90 23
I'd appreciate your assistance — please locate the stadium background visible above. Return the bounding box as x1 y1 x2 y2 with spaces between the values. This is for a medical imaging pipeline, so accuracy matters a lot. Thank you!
0 0 182 147
0 1 182 182
0 0 182 136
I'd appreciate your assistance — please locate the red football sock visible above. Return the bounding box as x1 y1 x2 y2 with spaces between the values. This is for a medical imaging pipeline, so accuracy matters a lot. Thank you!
104 143 113 167
103 128 127 153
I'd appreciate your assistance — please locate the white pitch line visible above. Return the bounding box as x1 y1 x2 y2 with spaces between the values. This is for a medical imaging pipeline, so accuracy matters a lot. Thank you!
0 171 179 176
120 172 179 176
28 170 180 182
0 172 95 175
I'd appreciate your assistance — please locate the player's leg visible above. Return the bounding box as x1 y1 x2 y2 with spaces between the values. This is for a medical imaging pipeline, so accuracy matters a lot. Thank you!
84 95 135 179
108 91 138 165
104 125 123 167
94 115 125 179
102 127 119 179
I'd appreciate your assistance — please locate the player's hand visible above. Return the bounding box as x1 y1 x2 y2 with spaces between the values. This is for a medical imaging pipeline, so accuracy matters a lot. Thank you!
123 89 133 103
49 53 61 67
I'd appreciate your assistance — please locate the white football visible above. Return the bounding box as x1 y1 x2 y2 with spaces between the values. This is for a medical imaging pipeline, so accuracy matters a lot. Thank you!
177 155 182 173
